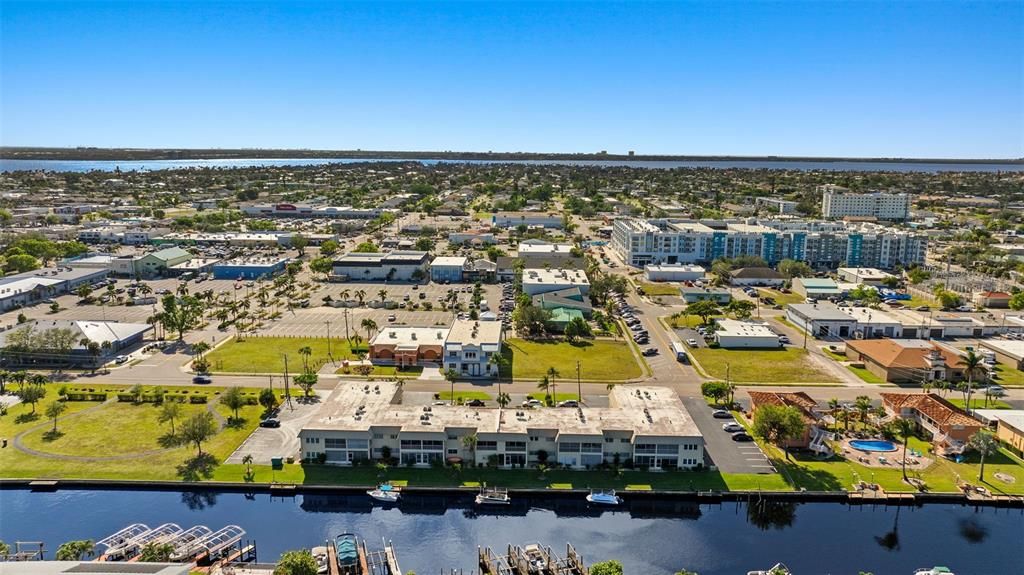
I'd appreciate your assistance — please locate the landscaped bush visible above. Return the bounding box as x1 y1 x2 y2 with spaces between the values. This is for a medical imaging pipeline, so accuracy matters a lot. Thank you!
65 392 107 402
189 395 209 404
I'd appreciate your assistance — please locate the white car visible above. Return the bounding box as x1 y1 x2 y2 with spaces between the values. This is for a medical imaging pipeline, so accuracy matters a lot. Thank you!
686 338 698 347
522 398 543 408
722 422 744 432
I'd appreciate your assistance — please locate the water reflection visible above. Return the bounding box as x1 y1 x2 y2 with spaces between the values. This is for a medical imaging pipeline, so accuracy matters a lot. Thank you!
180 491 217 510
745 499 797 531
874 506 902 551
957 517 989 544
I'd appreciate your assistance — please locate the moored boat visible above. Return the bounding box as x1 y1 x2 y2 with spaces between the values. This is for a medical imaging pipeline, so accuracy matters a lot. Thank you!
367 483 401 503
475 486 510 505
585 489 622 505
747 563 792 575
914 568 955 575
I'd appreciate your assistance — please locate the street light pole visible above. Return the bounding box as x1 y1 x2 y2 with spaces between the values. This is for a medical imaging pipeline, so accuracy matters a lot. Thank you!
576 360 582 405
325 320 332 360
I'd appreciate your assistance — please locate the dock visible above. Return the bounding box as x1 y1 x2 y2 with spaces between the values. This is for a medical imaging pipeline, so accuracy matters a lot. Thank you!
478 543 588 575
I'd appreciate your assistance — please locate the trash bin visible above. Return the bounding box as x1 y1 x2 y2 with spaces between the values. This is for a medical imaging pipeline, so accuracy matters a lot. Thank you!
271 457 283 469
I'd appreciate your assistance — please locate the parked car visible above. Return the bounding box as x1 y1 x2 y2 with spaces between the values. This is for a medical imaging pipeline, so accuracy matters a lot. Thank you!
712 409 732 419
522 398 543 408
192 375 212 384
387 314 397 322
259 418 281 428
557 400 579 408
731 432 754 442
722 422 744 432
466 399 486 407
686 338 698 347
114 355 129 364
642 348 659 356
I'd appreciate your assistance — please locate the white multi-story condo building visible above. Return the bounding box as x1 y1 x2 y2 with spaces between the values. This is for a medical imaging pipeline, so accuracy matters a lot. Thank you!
300 382 703 469
819 185 911 221
611 218 926 270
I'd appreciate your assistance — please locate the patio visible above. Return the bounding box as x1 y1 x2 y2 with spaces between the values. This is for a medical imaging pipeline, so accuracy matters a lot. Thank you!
840 438 933 470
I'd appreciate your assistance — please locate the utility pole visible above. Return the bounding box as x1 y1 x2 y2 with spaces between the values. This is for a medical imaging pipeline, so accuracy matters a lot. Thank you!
282 353 292 409
803 320 808 349
343 308 350 342
325 320 332 361
576 361 582 405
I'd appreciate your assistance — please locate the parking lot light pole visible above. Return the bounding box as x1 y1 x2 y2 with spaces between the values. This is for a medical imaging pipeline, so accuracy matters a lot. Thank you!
325 320 332 360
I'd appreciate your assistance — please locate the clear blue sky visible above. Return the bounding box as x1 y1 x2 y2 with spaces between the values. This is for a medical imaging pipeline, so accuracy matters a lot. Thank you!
2 1 1022 158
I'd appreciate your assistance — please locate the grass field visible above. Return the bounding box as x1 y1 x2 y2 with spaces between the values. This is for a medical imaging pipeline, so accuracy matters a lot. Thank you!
665 314 724 329
1 383 269 481
206 336 367 373
637 282 682 296
947 397 1012 410
690 347 839 383
527 392 580 403
502 338 642 381
436 391 492 401
847 365 887 384
822 348 847 361
991 363 1024 387
757 288 805 306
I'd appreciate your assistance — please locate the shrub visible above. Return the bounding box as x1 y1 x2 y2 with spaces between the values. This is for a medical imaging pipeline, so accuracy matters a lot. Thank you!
189 395 209 404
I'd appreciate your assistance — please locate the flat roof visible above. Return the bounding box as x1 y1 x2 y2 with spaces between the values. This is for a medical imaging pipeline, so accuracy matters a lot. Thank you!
522 268 590 286
304 382 701 437
973 409 1024 432
795 278 839 288
446 319 502 350
215 256 289 267
788 303 858 322
370 325 450 349
980 339 1024 361
431 256 468 267
716 319 777 338
0 562 192 575
645 264 706 273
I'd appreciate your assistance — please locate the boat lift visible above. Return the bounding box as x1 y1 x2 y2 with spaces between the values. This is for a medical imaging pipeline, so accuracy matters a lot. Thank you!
165 525 213 560
110 523 182 560
95 523 150 560
190 525 246 564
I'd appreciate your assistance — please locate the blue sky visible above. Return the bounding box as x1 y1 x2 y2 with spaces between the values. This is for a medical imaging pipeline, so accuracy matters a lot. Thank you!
2 1 1022 158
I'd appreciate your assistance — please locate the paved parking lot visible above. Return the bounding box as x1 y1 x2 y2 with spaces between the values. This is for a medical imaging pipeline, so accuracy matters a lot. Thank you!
225 391 327 464
683 397 774 474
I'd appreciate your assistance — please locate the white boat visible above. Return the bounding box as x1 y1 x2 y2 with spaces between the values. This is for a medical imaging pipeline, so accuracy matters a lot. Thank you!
475 486 511 505
586 489 622 505
748 563 792 575
367 483 400 503
914 568 955 575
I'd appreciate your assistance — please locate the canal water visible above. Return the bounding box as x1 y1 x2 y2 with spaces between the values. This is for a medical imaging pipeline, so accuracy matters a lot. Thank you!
0 489 1021 574
2 158 1023 173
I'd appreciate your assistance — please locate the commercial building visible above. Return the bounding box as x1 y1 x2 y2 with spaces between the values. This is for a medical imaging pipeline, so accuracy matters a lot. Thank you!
973 410 1024 455
820 186 911 221
755 197 799 215
332 251 431 282
448 230 496 245
881 393 982 453
443 319 503 378
211 256 289 280
169 257 221 277
978 340 1024 370
300 383 703 469
492 212 563 229
517 240 574 257
973 291 1013 308
841 306 904 339
845 339 964 383
611 217 926 270
791 278 842 299
369 326 448 367
729 267 785 287
548 307 587 332
130 247 193 279
837 267 896 286
531 287 593 317
0 267 108 312
0 319 152 368
786 303 859 338
430 256 468 283
643 264 706 282
495 255 585 282
242 203 397 219
522 268 590 297
714 320 781 349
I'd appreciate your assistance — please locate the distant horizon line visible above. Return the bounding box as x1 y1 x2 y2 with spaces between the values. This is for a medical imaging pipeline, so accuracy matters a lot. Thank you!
2 146 1022 164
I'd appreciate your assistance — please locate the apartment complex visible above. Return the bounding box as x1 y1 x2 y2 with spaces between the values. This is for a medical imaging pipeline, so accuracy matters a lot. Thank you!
300 383 703 469
819 185 911 221
611 218 926 269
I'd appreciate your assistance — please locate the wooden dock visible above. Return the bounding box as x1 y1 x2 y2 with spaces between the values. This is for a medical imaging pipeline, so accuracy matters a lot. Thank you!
479 543 588 575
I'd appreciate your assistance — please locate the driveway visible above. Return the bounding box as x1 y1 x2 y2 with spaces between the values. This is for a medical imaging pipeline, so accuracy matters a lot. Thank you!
683 397 774 474
225 391 328 464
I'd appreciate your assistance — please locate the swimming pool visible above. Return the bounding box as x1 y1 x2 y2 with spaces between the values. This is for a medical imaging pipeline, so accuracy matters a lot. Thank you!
850 439 898 452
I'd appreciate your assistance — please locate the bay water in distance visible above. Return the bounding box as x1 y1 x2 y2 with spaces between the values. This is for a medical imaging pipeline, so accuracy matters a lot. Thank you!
2 158 1024 173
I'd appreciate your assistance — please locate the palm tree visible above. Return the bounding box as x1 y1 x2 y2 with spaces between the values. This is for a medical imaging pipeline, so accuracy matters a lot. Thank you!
351 334 363 353
958 351 986 413
361 318 378 344
546 367 559 404
854 395 872 426
443 368 459 404
462 434 478 464
354 289 367 305
0 369 8 395
968 430 999 482
297 346 313 373
537 375 552 405
242 453 254 478
496 392 511 408
827 398 841 433
893 418 916 481
339 289 351 302
377 289 388 304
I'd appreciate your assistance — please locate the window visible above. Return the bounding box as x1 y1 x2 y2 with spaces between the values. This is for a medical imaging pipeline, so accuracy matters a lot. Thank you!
347 439 368 450
529 436 539 442
373 433 384 439
505 441 526 452
324 438 346 449
477 441 497 451
604 438 614 443
448 449 459 455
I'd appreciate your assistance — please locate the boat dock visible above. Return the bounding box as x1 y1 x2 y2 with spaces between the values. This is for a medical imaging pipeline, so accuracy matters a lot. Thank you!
325 534 402 575
478 543 588 575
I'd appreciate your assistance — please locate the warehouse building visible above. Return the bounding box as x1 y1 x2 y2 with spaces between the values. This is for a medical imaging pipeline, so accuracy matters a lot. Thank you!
0 267 108 312
786 302 858 338
729 267 786 287
522 267 590 297
714 320 782 348
430 256 468 283
300 382 703 469
0 319 152 368
212 256 289 280
643 264 706 282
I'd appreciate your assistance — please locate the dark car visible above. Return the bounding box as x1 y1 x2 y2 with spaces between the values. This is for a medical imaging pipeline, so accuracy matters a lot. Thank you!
642 348 659 356
466 399 486 407
192 375 212 384
712 409 733 419
731 432 754 442
259 418 281 428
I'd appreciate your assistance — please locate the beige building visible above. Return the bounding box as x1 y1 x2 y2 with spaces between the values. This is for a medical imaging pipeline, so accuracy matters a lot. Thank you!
300 383 703 469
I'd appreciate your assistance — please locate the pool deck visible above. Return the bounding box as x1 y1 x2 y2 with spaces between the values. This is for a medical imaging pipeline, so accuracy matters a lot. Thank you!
841 439 933 470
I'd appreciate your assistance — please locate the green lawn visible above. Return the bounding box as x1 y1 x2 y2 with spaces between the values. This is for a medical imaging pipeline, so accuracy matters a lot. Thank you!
758 288 805 306
637 282 682 296
502 338 642 381
947 397 1012 410
206 336 367 373
436 391 492 401
336 365 423 378
904 295 938 309
847 365 887 384
665 314 724 329
990 363 1024 387
822 348 847 361
527 392 580 404
1 383 269 481
689 347 839 383
211 462 792 492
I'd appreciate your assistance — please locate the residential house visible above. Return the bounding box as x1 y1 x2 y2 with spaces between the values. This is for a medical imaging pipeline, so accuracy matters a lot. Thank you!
845 339 965 384
443 319 503 378
880 393 983 452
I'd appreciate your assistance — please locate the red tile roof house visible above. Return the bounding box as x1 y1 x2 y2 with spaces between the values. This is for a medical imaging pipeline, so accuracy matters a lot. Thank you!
748 391 830 451
880 393 983 454
973 291 1012 308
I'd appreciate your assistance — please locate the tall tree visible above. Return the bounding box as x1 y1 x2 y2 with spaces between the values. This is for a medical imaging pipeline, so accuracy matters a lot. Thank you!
45 401 67 433
158 401 183 435
752 405 807 460
220 387 246 421
157 293 205 340
179 411 218 455
958 351 986 413
893 418 916 481
967 430 999 482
